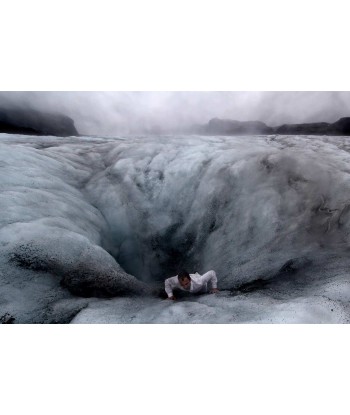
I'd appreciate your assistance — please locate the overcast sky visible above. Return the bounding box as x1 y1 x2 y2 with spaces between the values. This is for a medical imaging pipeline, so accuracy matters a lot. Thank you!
1 91 350 136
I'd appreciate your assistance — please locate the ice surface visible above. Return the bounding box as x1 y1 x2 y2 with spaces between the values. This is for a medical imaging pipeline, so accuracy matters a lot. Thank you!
1 133 350 323
71 290 349 324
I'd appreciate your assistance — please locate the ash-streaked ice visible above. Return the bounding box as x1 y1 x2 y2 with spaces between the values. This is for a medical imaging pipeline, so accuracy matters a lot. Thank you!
1 130 350 323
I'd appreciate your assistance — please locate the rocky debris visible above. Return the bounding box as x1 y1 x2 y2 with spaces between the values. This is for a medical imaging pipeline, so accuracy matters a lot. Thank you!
234 257 313 294
9 239 150 299
0 313 16 324
0 107 78 137
235 278 268 293
60 267 149 298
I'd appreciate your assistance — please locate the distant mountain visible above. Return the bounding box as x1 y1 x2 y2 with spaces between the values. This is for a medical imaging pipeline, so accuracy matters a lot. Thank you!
0 107 78 137
203 118 274 135
275 117 350 135
197 117 350 136
275 122 330 135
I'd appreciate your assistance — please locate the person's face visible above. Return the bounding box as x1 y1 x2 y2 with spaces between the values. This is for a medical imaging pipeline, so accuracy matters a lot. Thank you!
179 277 191 290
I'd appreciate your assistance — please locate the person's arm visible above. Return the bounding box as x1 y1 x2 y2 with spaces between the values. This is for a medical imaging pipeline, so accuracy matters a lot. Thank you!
164 277 177 300
201 270 219 293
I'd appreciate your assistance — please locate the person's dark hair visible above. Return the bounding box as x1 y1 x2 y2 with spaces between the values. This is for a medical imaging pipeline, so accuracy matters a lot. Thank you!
178 270 191 280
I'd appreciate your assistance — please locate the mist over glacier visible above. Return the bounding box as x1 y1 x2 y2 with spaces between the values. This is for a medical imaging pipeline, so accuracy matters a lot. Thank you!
2 92 350 136
1 132 350 323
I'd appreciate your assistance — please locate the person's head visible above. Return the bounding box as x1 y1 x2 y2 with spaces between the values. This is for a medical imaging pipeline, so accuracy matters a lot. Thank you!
178 270 191 289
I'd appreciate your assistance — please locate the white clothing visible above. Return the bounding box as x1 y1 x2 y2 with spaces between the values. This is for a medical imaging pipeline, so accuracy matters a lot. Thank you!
164 270 217 298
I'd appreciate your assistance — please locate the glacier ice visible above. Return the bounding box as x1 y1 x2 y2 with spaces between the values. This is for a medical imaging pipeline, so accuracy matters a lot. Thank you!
1 132 350 323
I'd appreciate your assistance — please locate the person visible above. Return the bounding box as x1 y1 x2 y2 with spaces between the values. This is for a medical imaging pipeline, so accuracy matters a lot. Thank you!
164 270 219 300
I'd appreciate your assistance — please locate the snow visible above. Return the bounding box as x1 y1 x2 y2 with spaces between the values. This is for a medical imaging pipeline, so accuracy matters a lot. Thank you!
1 132 350 323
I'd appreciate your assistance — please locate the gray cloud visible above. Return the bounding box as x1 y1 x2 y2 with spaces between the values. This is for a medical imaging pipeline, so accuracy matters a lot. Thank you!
1 91 350 136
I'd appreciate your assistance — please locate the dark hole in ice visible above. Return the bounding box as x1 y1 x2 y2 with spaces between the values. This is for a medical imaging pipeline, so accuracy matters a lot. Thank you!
111 224 200 283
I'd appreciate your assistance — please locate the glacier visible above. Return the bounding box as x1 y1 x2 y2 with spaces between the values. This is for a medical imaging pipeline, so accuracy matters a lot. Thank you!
1 132 350 323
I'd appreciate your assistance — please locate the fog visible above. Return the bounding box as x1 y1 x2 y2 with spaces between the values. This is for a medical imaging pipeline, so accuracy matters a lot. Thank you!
1 92 350 136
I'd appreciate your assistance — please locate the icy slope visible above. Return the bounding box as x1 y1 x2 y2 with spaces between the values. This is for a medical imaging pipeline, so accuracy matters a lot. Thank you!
1 133 350 323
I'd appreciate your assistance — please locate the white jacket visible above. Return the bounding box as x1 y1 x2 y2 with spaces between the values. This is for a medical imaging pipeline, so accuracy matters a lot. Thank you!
164 270 217 298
